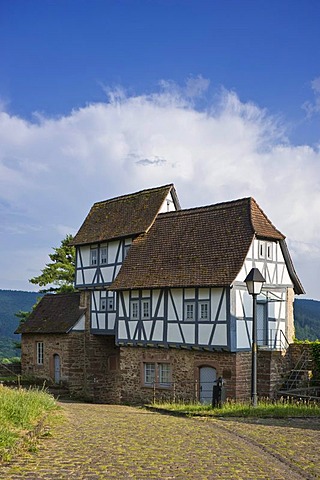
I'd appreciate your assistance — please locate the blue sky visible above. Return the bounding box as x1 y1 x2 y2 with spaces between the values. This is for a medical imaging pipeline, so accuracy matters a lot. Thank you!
1 0 320 299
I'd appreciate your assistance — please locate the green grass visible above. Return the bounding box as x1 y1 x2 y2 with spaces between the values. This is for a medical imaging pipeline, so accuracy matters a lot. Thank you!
150 398 320 418
0 385 59 461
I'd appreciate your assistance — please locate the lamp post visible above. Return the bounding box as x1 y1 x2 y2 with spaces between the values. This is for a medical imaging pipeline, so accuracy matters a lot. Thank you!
244 267 265 407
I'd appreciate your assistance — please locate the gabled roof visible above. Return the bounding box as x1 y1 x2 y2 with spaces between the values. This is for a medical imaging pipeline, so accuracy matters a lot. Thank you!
16 293 86 334
111 197 303 293
71 184 180 246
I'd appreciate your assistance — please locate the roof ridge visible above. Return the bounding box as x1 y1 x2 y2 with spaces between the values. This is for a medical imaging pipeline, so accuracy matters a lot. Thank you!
93 184 173 207
158 197 252 218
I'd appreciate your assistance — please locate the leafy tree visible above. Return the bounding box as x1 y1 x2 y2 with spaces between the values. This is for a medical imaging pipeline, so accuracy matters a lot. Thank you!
29 234 76 293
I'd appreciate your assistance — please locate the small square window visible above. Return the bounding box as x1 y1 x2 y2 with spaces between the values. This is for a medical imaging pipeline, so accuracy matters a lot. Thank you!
90 248 98 266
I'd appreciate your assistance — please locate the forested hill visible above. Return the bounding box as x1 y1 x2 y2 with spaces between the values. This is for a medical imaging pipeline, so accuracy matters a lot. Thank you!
294 298 320 341
0 289 40 359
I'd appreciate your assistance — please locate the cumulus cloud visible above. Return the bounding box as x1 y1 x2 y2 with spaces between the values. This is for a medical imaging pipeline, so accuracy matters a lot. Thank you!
0 81 320 298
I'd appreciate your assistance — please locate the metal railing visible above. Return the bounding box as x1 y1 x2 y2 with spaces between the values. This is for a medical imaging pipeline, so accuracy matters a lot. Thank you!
256 329 289 351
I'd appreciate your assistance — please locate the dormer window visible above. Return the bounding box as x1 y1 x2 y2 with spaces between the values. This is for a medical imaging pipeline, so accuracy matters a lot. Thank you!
90 248 98 266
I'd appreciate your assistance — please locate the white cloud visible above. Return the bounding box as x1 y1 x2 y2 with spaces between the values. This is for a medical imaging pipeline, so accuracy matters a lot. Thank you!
302 76 320 116
0 83 320 298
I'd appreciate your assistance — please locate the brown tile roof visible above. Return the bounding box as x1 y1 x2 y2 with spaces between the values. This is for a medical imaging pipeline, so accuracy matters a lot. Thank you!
16 293 86 334
111 197 298 290
71 184 180 246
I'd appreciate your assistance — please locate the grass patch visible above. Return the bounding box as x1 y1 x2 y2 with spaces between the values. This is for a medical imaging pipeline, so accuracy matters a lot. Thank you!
0 385 60 461
150 398 320 418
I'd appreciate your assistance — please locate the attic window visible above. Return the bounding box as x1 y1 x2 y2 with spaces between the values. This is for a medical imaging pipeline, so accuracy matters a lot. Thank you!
266 242 273 260
258 241 265 259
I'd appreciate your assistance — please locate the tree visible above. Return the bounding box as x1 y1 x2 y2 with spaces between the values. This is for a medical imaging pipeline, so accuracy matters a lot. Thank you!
29 234 76 293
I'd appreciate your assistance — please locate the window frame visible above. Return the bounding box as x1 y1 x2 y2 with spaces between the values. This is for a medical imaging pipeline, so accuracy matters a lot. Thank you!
123 244 131 259
143 362 172 389
266 242 273 260
141 299 151 319
184 301 195 321
258 241 265 259
107 296 115 312
100 246 108 265
36 341 44 365
100 297 107 311
198 300 210 321
130 300 139 320
90 248 98 266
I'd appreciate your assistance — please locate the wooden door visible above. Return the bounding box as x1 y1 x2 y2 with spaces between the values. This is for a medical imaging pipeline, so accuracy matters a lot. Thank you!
54 354 61 384
199 366 216 404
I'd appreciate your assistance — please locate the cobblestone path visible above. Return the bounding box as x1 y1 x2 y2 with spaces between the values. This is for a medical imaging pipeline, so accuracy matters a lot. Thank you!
1 402 319 479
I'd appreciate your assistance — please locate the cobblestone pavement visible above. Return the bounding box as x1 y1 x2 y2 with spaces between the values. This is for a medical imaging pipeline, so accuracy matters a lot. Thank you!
1 402 319 479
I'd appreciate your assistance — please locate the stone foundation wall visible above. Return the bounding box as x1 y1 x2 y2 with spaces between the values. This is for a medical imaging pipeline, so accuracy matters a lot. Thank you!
119 346 256 404
80 292 121 403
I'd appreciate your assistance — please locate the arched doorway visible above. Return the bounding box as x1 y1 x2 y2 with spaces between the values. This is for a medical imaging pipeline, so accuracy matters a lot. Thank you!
199 366 216 404
53 354 61 384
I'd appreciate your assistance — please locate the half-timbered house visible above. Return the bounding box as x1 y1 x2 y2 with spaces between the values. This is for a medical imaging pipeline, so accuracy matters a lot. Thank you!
18 184 304 404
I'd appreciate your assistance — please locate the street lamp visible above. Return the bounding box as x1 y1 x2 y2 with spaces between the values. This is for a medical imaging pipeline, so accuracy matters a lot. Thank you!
244 267 265 407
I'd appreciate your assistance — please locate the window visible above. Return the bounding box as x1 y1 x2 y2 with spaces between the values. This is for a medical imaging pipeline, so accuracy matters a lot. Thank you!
143 362 171 388
100 298 107 311
199 301 210 321
123 244 131 259
90 248 98 266
130 300 139 320
36 342 44 365
266 242 273 260
185 302 195 321
107 297 114 312
144 363 156 385
258 241 265 259
142 299 151 319
100 247 108 264
159 363 171 386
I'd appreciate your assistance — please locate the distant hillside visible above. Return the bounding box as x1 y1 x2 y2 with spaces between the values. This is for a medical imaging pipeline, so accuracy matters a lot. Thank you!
0 289 40 359
294 298 320 341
